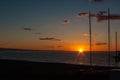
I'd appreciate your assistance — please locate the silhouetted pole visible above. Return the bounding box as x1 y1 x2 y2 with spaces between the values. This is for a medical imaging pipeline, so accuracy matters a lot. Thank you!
89 11 92 66
108 8 111 67
115 32 118 67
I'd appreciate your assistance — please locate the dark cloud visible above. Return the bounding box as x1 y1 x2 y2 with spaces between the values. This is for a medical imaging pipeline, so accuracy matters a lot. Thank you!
96 14 120 22
47 45 63 48
77 13 89 18
39 37 61 41
57 46 63 48
62 20 71 24
98 11 107 15
47 46 55 48
77 12 120 22
23 27 32 31
88 0 103 2
96 42 107 46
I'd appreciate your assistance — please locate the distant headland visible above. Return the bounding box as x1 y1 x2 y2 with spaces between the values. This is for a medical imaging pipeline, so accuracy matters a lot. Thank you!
0 48 31 51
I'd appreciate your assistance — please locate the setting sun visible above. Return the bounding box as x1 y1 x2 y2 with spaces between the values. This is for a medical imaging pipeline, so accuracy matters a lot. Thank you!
78 48 83 53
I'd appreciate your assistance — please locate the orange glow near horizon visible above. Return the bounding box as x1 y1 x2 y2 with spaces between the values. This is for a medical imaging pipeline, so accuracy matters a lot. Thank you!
2 43 118 51
78 48 83 53
78 48 84 55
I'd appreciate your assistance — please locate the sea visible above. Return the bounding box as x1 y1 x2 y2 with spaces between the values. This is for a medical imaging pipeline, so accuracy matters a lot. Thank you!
0 50 120 67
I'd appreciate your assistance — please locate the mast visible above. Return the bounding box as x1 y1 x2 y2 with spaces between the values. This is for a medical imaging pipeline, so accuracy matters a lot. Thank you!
108 8 111 67
115 32 118 67
89 11 92 66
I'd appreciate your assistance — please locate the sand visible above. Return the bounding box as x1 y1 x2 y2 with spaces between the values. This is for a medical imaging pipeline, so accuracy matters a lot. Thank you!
0 59 114 80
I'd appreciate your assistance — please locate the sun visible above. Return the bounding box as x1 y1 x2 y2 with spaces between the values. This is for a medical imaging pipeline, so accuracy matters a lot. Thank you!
78 48 83 53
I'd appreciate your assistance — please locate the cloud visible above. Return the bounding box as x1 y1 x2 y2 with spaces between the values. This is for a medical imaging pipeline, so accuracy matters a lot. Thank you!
47 45 63 48
47 46 55 48
23 27 32 31
57 46 63 48
83 33 99 37
88 0 103 2
77 12 120 22
77 13 89 18
98 11 107 15
62 20 71 24
95 14 120 22
95 42 107 46
39 37 61 41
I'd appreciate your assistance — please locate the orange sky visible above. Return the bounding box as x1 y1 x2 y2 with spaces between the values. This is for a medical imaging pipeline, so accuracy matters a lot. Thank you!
0 0 120 51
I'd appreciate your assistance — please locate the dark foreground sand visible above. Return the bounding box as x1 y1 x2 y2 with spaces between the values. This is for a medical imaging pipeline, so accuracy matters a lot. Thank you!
0 59 111 80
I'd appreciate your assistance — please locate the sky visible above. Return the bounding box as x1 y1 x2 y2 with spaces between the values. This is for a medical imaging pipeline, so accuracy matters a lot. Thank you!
0 0 120 51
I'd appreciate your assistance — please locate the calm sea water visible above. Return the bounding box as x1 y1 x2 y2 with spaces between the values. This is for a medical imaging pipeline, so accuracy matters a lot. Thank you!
0 50 119 67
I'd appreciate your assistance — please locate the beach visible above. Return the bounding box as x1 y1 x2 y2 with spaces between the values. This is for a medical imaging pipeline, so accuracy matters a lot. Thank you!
0 0 120 80
0 50 120 80
0 59 111 80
